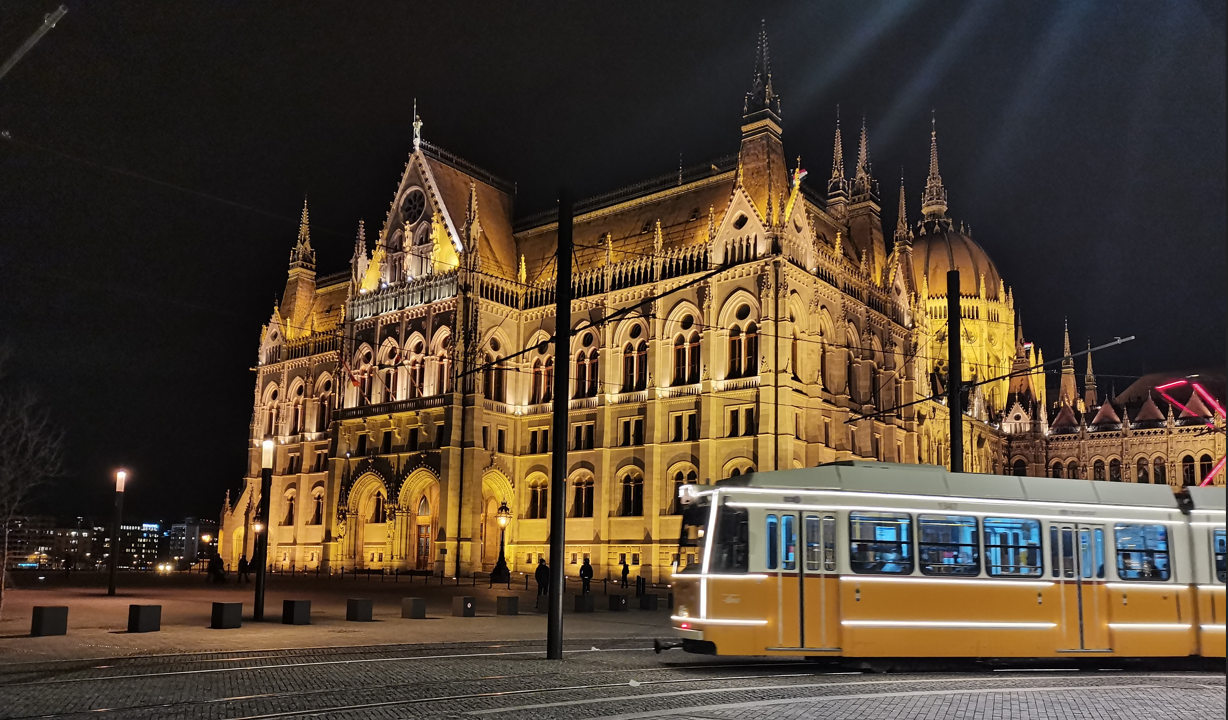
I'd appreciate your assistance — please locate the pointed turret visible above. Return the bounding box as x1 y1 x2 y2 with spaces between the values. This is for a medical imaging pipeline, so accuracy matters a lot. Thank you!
893 175 910 246
1057 318 1078 408
350 220 369 289
289 199 316 274
738 21 788 225
1083 340 1098 411
1089 399 1121 427
850 117 877 201
1180 390 1212 420
1134 393 1166 423
921 114 948 220
827 108 849 219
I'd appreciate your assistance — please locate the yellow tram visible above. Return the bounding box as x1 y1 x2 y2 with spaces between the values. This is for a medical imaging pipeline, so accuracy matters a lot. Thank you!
669 462 1226 659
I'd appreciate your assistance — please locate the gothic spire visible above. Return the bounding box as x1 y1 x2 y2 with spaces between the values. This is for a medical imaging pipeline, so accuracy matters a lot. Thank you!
851 116 876 199
289 198 316 273
743 20 781 121
894 174 910 245
827 107 849 211
921 113 949 220
831 107 845 181
1084 339 1098 409
350 219 369 288
1057 317 1078 408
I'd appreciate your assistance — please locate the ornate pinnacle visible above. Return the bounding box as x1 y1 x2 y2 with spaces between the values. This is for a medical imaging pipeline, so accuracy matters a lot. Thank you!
894 174 910 244
289 197 315 272
921 113 949 220
412 98 423 151
831 106 844 181
743 20 781 119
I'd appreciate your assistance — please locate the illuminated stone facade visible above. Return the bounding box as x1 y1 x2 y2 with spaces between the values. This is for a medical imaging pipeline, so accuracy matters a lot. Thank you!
218 30 1222 580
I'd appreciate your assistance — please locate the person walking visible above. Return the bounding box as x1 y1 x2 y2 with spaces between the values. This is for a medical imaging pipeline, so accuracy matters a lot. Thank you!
579 557 594 594
621 560 630 589
534 558 549 609
238 555 251 583
206 553 225 584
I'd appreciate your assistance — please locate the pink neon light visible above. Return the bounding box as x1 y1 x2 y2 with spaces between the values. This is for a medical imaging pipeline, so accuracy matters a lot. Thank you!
1201 455 1226 487
1191 382 1226 418
1155 380 1188 391
1156 388 1216 428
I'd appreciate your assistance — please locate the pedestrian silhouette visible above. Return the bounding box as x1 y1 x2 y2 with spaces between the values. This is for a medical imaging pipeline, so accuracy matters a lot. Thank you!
534 558 550 609
579 557 594 594
238 555 251 583
207 553 227 584
621 561 630 588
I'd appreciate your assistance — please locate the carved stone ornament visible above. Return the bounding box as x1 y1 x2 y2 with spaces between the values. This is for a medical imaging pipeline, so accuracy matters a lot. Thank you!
702 364 711 381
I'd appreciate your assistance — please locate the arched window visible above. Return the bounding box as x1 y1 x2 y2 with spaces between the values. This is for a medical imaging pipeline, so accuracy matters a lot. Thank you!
571 477 593 518
745 322 758 374
1050 461 1063 478
408 343 425 399
1136 458 1150 484
1201 454 1215 484
316 379 333 433
619 474 644 516
1109 458 1122 482
1012 459 1027 477
418 497 430 516
309 488 324 525
671 472 685 514
370 493 387 523
1067 461 1079 479
531 359 545 404
1093 460 1106 481
586 349 600 396
1182 455 1196 486
574 352 587 399
1154 457 1167 485
791 330 800 379
622 343 635 391
282 492 296 526
621 341 648 392
687 332 700 382
542 358 554 403
527 481 548 519
435 352 451 395
728 327 743 378
673 336 686 385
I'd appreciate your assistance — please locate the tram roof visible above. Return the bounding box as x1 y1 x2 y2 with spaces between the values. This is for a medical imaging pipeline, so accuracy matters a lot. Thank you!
721 462 1181 509
1186 485 1227 511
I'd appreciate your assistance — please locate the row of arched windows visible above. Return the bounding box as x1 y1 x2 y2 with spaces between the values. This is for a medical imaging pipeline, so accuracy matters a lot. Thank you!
1046 454 1218 485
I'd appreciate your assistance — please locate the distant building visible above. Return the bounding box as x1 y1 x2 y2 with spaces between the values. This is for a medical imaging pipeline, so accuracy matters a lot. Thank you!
3 516 55 568
50 520 95 570
96 522 162 571
168 518 199 564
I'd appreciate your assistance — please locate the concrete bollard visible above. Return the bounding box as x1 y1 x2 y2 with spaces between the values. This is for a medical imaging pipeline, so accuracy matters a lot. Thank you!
346 598 374 622
638 594 659 611
573 594 595 612
127 604 161 633
401 597 427 619
210 602 242 629
496 596 518 616
282 600 311 625
608 594 628 611
31 606 68 636
452 596 476 617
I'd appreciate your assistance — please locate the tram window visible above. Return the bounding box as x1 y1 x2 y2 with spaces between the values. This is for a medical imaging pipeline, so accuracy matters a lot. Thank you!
1094 528 1105 578
1060 528 1076 578
766 515 779 570
1213 529 1226 583
1050 526 1060 578
918 515 979 576
849 512 913 574
823 517 837 571
710 505 750 573
782 515 797 571
805 516 822 571
1114 523 1170 581
983 518 1043 577
1079 529 1094 579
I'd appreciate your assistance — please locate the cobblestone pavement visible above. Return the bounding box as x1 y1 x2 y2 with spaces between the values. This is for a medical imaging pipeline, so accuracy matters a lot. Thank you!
0 638 1221 719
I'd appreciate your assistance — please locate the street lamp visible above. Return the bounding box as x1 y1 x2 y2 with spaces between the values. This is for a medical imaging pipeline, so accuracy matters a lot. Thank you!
254 438 274 621
491 500 512 583
107 470 126 596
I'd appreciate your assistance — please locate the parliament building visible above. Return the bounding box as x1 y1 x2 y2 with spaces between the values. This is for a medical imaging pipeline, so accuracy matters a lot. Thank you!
218 30 1224 580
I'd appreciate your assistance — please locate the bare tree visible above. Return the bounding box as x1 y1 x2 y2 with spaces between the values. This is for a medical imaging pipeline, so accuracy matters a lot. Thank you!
0 345 64 620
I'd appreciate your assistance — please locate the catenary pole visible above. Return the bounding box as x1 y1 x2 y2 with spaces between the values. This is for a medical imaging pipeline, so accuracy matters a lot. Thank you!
254 439 274 620
107 470 126 596
547 189 572 659
947 271 963 473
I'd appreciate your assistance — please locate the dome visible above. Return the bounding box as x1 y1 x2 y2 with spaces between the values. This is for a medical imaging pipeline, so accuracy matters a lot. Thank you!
909 229 1002 298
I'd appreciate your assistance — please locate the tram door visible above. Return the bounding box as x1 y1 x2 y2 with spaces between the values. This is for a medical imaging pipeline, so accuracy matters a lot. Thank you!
801 514 840 650
1054 523 1109 651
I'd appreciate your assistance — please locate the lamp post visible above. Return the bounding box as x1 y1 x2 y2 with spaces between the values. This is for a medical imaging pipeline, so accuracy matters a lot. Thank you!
200 534 212 566
253 438 274 621
491 500 512 583
107 470 126 596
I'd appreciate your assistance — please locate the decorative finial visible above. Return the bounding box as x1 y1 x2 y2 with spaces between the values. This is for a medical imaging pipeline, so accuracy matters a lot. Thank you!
743 20 781 119
851 115 875 198
831 106 844 180
894 172 909 244
412 99 423 150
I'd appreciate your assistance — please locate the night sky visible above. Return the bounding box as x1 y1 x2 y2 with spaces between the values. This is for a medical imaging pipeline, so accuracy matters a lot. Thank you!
0 2 1223 524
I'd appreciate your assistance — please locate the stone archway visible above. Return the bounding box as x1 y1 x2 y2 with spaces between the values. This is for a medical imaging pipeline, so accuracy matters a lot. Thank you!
398 468 441 572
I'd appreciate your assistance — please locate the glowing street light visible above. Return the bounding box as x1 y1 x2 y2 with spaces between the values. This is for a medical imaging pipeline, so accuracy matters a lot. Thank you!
491 500 512 583
107 470 127 596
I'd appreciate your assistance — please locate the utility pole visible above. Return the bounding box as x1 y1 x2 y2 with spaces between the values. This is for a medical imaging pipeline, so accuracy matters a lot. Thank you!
947 271 963 473
547 189 573 660
254 439 274 620
107 470 126 596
